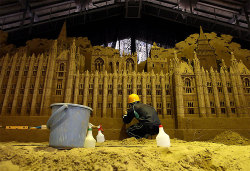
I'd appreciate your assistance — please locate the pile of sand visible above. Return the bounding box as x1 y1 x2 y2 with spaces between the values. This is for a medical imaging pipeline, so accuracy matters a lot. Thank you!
0 139 250 170
120 137 148 145
210 130 249 145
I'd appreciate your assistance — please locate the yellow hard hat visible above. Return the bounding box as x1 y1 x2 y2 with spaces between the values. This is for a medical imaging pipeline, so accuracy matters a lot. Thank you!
128 94 140 104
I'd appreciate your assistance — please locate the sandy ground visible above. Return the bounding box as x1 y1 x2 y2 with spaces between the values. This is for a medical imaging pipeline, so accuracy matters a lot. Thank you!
0 131 250 171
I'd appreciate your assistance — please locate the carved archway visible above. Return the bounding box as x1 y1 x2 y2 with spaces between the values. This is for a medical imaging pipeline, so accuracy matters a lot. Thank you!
126 58 134 71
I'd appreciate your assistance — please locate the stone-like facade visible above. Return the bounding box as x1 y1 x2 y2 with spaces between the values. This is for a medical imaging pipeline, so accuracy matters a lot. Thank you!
0 24 249 123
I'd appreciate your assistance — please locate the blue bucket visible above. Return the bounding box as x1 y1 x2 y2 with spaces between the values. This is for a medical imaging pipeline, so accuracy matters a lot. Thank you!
47 103 93 148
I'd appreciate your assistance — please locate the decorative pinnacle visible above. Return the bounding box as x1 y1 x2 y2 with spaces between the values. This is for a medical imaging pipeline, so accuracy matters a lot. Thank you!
210 67 214 73
104 70 108 76
160 70 163 75
230 52 236 61
151 69 154 75
194 51 198 59
220 68 225 74
201 67 205 73
95 70 99 76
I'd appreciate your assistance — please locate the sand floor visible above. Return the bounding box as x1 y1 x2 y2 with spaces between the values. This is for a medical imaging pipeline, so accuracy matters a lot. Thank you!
0 131 250 171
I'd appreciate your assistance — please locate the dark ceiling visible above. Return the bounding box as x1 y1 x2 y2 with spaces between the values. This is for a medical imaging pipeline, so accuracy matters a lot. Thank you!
1 0 250 43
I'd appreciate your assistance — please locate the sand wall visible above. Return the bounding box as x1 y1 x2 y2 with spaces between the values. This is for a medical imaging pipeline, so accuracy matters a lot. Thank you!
0 116 250 142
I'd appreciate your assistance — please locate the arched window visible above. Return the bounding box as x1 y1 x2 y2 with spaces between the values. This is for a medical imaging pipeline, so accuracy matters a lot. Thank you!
116 62 119 71
109 62 113 73
244 78 249 87
59 63 64 71
94 57 104 72
185 78 192 93
185 78 191 87
126 58 134 71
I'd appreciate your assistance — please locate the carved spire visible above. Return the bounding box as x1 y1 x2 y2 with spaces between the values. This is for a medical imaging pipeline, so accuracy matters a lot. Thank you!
193 51 200 66
194 51 198 60
58 21 67 40
173 50 180 67
230 51 237 65
221 59 227 70
199 26 206 40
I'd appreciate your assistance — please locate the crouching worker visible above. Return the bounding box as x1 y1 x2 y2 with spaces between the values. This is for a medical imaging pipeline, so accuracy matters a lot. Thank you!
123 94 161 139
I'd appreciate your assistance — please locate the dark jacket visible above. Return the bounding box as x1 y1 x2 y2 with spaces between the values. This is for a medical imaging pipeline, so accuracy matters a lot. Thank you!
123 102 161 127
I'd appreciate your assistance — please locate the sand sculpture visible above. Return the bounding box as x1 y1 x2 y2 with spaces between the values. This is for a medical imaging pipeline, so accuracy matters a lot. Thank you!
0 23 249 141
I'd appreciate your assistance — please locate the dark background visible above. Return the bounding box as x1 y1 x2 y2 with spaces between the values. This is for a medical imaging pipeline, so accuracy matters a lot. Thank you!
7 14 249 50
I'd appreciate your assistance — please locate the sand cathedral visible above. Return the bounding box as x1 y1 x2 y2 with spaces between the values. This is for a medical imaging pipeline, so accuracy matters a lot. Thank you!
0 23 249 130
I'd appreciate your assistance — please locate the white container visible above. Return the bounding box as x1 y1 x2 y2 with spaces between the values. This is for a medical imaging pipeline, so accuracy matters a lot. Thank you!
84 128 96 148
96 127 105 143
156 125 171 147
41 125 47 129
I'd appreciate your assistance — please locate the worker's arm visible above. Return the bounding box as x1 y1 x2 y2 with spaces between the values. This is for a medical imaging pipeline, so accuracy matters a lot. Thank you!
123 108 134 124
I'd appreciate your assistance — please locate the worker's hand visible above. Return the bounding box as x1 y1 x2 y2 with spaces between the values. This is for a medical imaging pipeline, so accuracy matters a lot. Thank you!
123 111 127 116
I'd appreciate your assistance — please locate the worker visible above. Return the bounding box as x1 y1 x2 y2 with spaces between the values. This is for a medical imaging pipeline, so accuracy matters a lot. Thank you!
123 94 161 139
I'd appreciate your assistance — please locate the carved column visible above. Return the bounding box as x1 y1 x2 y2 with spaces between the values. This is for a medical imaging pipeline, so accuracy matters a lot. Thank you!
151 71 157 109
103 71 108 117
42 40 57 115
169 65 175 119
220 69 232 117
64 40 76 103
235 70 247 115
40 56 49 114
92 71 99 117
112 72 118 117
74 70 80 104
142 71 147 104
174 67 184 118
0 54 9 90
132 71 137 94
11 54 26 115
160 71 167 117
201 68 211 117
229 67 241 117
30 54 44 115
210 68 221 117
21 54 35 115
122 71 128 114
194 54 206 117
1 54 18 115
83 71 89 106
